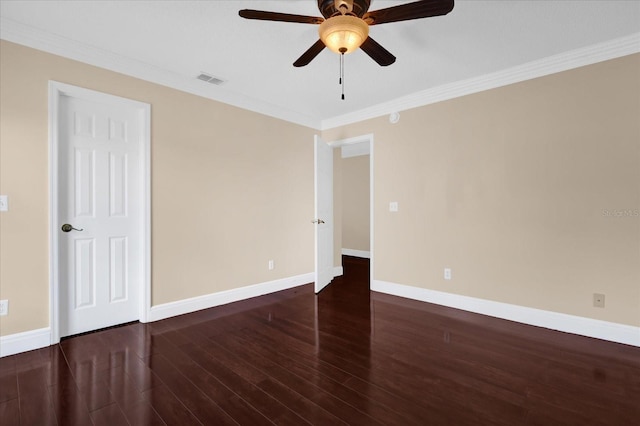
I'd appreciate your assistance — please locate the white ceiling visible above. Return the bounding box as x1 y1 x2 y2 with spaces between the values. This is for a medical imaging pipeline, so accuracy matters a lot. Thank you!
1 1 639 129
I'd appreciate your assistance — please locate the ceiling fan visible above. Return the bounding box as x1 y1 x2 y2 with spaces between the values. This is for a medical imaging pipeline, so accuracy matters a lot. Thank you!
239 0 455 67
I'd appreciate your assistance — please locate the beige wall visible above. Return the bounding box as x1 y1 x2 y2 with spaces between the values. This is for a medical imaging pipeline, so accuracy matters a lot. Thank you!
1 39 638 339
0 41 315 336
333 148 342 268
341 155 370 252
324 54 640 327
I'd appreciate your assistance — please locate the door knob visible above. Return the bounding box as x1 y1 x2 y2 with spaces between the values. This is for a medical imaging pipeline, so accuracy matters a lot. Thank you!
61 224 83 232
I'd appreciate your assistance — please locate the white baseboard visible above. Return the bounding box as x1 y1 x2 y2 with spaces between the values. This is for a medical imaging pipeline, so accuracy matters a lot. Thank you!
372 280 640 347
1 273 315 357
342 248 371 258
148 272 314 322
0 327 51 357
334 266 344 277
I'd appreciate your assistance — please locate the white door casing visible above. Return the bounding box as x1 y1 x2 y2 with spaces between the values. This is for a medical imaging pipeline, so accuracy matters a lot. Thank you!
314 135 333 293
49 82 150 342
323 134 375 287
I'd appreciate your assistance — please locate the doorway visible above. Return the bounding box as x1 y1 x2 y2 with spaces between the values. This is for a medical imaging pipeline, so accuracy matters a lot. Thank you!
314 134 374 292
49 82 151 343
339 142 371 262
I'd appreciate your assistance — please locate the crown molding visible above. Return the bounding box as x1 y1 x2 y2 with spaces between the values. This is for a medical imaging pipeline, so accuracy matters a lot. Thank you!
2 17 637 132
320 32 640 130
0 17 322 130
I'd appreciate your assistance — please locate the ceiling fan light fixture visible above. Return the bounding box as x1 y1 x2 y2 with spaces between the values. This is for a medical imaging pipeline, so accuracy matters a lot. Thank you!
319 15 369 54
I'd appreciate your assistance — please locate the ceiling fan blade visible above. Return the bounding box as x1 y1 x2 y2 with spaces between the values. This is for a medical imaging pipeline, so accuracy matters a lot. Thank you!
363 0 454 25
239 9 323 24
360 37 396 66
293 40 326 67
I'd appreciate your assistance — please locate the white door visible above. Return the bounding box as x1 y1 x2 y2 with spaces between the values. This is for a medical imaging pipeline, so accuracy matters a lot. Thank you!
314 135 333 293
57 93 143 337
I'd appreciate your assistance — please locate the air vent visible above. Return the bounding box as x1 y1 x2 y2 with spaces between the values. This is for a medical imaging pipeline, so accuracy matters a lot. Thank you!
196 72 226 85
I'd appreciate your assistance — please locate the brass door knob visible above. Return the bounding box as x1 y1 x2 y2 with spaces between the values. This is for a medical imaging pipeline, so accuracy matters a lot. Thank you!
61 224 84 232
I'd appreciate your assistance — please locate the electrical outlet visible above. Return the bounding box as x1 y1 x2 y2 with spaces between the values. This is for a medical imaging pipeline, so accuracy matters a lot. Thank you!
268 260 274 270
0 300 8 316
593 293 605 308
389 202 398 212
444 268 452 280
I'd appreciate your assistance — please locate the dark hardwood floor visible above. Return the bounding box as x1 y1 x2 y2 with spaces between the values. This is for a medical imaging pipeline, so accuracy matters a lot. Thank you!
1 255 639 425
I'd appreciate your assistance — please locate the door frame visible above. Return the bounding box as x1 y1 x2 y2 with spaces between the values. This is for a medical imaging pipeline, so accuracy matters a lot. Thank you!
48 81 151 344
320 133 374 288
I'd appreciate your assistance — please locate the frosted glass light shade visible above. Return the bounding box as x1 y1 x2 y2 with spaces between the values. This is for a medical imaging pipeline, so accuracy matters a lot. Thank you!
319 15 369 54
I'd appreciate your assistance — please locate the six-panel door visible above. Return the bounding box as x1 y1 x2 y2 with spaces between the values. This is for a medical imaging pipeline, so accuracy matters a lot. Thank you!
58 94 142 337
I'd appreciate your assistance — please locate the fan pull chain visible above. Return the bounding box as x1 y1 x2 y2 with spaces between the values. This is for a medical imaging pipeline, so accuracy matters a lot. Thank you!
339 52 342 85
340 52 345 100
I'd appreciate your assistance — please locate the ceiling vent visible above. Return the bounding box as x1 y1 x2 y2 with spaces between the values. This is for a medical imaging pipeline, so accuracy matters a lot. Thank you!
196 72 226 85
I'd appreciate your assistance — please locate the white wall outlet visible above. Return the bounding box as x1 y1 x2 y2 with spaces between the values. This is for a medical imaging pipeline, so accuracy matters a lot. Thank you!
268 260 274 270
389 201 398 212
0 195 7 212
0 300 8 316
444 268 452 280
593 293 605 308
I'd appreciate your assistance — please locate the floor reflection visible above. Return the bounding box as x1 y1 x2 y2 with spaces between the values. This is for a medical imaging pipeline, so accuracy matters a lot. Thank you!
2 254 639 425
315 255 372 377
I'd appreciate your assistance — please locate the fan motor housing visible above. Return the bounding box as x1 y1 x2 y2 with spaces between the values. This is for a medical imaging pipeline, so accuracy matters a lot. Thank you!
318 0 371 18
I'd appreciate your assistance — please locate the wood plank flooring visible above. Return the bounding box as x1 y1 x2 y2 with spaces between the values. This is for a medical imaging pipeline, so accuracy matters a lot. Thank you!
1 255 639 425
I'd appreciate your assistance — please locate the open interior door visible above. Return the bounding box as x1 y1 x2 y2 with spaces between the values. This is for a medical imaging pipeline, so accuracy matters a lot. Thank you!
314 135 333 293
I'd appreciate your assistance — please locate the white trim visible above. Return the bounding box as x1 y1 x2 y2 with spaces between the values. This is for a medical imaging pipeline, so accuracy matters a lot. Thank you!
342 248 371 259
341 142 370 158
369 136 374 285
328 134 375 148
321 33 640 130
333 266 344 277
48 82 60 344
4 19 635 132
140 103 152 323
48 81 151 342
1 328 51 357
1 18 320 130
2 273 312 356
372 280 640 347
148 272 313 322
